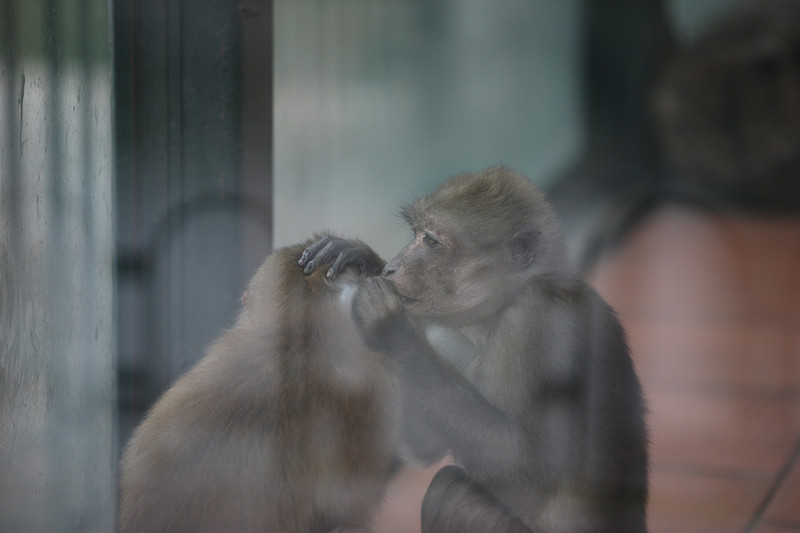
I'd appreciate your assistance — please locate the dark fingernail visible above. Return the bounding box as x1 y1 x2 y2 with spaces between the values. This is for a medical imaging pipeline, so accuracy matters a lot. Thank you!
304 260 315 274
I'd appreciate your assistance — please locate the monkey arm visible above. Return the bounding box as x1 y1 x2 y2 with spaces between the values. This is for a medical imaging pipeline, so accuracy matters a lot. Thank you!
352 278 528 481
300 239 537 479
391 335 527 479
295 239 449 466
298 234 385 279
395 393 450 465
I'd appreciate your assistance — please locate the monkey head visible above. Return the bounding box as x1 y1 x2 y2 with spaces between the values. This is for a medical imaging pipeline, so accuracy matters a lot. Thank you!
383 166 569 325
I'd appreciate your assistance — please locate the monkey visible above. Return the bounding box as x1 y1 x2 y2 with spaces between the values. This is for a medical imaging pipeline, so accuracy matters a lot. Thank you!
118 237 445 533
300 166 649 533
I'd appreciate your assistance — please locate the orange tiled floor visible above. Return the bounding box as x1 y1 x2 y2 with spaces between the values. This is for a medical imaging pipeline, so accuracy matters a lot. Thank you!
590 205 800 533
373 204 800 533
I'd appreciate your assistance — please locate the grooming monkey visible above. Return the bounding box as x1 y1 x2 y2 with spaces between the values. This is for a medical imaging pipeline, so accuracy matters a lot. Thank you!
301 166 649 533
118 239 444 533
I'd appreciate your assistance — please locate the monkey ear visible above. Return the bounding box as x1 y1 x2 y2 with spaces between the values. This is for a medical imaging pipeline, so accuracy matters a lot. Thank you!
507 230 540 269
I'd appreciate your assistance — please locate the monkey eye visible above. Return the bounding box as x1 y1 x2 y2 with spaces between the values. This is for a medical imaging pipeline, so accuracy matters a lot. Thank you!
422 233 439 246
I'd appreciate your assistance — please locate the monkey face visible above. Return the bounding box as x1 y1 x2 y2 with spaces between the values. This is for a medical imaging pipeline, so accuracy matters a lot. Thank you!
382 226 526 325
380 229 454 318
385 167 569 325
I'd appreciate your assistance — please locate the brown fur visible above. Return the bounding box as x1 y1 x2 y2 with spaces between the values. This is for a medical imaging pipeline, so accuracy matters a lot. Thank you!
118 241 402 533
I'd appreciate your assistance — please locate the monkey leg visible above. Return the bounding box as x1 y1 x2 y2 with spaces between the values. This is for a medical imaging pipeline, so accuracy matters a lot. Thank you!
421 465 533 533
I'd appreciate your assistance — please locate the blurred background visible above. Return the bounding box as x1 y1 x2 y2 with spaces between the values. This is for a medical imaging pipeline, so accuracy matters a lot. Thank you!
2 0 799 531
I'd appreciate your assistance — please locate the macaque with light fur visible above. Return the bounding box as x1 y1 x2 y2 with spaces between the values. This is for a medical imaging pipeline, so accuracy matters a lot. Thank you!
119 238 443 533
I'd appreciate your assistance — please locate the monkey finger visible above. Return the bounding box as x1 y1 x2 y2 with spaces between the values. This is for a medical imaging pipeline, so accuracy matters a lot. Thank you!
318 241 336 262
298 236 332 268
303 240 337 274
327 252 349 279
367 278 402 310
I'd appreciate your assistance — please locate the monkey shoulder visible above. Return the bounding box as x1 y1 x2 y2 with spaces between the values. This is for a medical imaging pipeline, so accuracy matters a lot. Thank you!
532 279 646 432
530 279 623 338
507 278 634 392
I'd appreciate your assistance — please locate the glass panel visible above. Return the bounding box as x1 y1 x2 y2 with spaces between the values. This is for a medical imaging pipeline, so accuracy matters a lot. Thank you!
274 0 583 257
668 0 749 41
0 0 115 531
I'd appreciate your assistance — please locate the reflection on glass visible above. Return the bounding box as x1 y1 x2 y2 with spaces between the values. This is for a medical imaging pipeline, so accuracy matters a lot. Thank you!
274 0 583 257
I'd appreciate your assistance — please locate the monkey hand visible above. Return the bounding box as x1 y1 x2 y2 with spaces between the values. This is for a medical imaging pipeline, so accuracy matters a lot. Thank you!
352 277 413 352
298 235 385 279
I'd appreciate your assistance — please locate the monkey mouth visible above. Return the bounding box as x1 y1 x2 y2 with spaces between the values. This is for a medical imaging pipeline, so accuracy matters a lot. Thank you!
386 283 417 304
